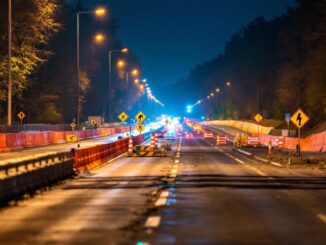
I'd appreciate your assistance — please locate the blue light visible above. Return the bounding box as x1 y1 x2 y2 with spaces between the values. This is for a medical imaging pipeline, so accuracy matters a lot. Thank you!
201 116 205 120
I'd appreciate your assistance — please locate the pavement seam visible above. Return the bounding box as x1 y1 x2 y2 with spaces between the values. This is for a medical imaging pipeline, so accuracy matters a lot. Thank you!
206 141 268 177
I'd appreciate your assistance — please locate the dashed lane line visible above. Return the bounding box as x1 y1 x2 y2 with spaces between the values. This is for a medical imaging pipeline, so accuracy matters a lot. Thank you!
206 141 268 177
317 214 326 224
144 216 161 228
155 197 168 207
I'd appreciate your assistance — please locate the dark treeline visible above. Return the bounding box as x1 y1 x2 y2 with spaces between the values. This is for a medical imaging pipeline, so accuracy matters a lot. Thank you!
163 0 325 126
0 0 142 124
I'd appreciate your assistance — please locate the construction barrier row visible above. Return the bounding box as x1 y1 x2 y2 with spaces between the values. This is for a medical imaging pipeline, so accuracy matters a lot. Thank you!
258 131 326 152
72 134 146 173
0 126 135 152
206 120 273 135
205 120 325 153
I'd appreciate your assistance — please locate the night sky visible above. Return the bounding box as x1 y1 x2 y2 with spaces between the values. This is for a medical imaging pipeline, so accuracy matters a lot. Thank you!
85 0 296 90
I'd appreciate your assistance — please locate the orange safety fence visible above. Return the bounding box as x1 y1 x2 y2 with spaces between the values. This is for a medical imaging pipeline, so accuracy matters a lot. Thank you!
0 134 8 152
0 126 141 152
49 131 66 144
6 132 24 150
253 132 326 153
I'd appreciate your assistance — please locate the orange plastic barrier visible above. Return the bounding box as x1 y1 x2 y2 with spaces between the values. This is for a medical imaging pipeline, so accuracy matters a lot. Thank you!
23 132 34 147
0 134 8 152
72 134 145 173
6 133 24 150
49 131 66 144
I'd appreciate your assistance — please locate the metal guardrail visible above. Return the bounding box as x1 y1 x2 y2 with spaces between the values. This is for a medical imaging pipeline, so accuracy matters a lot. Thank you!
0 152 74 203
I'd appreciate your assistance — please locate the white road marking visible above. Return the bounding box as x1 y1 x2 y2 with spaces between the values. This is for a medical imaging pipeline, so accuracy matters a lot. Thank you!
254 156 269 163
271 161 283 167
234 158 245 164
145 216 161 228
155 197 168 207
236 148 253 156
204 139 268 177
160 191 169 198
317 214 326 224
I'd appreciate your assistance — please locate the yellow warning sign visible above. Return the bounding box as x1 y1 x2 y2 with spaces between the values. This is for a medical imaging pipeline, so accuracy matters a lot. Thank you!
254 113 263 123
17 111 26 120
291 108 309 128
70 122 76 130
135 111 146 123
118 112 128 122
90 119 97 126
66 135 78 143
136 123 145 133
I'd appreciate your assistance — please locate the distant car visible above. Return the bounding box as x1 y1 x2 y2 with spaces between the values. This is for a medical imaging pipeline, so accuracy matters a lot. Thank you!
204 131 213 138
185 133 193 138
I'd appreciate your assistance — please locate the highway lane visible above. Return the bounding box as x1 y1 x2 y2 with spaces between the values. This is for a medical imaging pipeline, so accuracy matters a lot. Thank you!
0 139 180 244
0 123 162 164
141 137 326 244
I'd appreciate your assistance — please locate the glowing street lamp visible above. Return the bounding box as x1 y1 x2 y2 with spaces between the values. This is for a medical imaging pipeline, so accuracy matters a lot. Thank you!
94 33 105 43
108 48 128 121
117 60 126 68
95 7 106 16
131 69 139 77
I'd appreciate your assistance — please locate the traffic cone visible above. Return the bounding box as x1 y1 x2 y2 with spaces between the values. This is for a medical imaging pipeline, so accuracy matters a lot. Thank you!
150 134 155 150
154 133 159 148
128 137 133 156
268 141 272 156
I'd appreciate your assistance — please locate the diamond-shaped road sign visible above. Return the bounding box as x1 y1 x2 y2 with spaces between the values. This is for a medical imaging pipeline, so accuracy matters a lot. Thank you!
254 113 263 123
135 111 146 123
136 123 145 133
17 111 26 120
70 122 76 130
118 112 128 122
291 108 309 129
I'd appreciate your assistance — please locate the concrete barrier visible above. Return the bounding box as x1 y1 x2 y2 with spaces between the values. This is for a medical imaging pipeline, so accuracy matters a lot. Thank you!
0 152 73 203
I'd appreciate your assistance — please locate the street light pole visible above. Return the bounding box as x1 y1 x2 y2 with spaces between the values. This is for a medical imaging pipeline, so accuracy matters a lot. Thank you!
7 0 12 126
108 49 128 122
76 8 106 128
76 12 80 128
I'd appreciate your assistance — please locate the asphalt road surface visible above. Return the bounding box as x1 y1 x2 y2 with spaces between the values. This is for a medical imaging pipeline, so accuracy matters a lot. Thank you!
0 137 325 244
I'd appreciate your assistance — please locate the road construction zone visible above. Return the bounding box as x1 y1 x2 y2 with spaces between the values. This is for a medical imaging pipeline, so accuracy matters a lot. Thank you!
127 133 171 157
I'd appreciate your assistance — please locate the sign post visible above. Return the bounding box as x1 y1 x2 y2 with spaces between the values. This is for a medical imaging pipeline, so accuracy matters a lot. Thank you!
290 108 309 157
17 111 26 125
254 113 263 143
285 113 291 136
